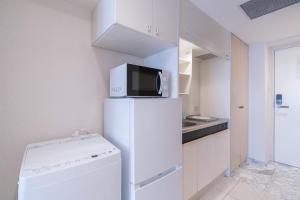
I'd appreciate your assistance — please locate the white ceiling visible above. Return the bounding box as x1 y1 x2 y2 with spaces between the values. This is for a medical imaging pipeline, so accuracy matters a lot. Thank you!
65 0 97 10
190 0 300 44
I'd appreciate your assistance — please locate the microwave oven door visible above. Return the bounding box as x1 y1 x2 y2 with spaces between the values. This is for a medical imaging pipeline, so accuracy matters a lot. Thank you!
127 64 162 97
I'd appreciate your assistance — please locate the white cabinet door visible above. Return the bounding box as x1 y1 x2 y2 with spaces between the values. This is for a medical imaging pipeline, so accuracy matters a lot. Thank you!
153 0 178 45
183 131 230 196
197 131 230 191
212 131 230 176
117 0 153 36
197 136 214 191
183 141 198 200
180 0 229 57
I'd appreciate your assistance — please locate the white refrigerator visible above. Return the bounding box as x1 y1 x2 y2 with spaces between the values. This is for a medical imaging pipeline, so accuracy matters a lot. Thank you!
104 98 182 200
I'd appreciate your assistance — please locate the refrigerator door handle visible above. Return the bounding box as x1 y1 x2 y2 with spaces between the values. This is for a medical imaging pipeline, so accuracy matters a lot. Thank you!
279 105 290 109
135 166 180 189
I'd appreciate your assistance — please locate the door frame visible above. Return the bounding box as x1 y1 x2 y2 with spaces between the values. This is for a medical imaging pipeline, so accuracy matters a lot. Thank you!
269 41 300 161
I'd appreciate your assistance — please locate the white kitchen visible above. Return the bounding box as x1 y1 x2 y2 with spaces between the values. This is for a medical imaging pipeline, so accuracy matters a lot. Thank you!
1 0 300 200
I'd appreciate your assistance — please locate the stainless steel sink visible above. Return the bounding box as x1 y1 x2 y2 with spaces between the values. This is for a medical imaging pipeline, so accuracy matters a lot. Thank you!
186 115 217 122
182 121 197 128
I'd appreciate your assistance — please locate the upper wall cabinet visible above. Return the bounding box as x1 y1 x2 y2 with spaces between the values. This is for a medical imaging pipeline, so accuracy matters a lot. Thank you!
180 0 230 58
117 0 153 36
92 0 179 58
153 0 178 46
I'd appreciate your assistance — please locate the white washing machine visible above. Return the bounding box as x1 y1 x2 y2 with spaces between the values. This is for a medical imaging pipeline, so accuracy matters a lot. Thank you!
18 134 121 200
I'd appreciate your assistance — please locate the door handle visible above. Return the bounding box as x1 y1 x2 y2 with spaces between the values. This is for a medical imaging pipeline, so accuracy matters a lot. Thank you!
155 27 159 36
156 73 161 94
238 106 245 109
279 105 290 109
146 25 152 33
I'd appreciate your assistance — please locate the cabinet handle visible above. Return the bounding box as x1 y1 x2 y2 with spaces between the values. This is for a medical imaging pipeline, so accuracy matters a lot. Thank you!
146 25 152 33
155 27 159 36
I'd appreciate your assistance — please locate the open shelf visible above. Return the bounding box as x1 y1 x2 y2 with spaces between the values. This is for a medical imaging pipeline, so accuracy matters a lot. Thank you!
179 73 191 77
179 57 191 65
179 58 192 95
179 39 193 95
179 74 191 95
179 92 189 95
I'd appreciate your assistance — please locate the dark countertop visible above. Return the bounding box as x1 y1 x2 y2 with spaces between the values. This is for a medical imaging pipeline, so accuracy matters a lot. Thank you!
182 119 229 144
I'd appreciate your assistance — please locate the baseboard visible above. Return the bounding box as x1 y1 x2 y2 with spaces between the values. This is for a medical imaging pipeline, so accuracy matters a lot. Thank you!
189 170 228 200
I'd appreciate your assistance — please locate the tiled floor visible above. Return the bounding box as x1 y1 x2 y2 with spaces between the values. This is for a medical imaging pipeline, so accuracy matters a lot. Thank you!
199 160 300 200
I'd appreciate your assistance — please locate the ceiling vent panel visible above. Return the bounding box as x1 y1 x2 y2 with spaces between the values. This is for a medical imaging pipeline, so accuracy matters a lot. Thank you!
240 0 300 19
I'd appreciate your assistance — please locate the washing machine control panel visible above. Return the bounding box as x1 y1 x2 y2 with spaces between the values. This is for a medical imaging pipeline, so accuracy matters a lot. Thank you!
20 134 120 177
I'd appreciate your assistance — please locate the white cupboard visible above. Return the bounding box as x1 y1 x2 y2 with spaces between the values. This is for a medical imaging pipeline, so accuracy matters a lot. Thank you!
213 132 230 175
183 130 230 200
93 0 179 58
183 140 198 200
197 135 214 191
153 0 178 45
117 0 153 36
180 0 230 58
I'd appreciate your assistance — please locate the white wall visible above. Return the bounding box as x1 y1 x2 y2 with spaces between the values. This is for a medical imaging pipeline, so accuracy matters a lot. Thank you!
248 44 274 163
181 57 230 118
266 49 275 162
181 59 200 115
199 57 230 118
0 1 143 200
248 42 300 164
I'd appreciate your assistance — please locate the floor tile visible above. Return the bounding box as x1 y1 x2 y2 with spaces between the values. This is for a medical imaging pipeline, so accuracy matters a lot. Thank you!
229 182 263 200
223 195 238 200
212 176 238 195
198 188 227 200
195 160 300 200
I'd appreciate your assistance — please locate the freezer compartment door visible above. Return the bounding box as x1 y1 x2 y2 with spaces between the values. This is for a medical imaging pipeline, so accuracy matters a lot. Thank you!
131 99 182 184
134 168 182 200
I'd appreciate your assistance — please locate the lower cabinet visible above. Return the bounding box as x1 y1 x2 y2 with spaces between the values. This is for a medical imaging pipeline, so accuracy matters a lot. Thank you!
183 130 230 200
183 140 198 200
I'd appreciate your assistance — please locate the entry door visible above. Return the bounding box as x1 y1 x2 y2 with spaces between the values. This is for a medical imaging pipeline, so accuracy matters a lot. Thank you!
275 46 300 168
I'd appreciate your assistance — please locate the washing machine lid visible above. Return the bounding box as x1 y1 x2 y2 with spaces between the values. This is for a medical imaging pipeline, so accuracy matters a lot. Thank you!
20 134 119 178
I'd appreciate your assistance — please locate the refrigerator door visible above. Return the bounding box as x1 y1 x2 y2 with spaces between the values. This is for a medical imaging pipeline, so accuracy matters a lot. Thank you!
130 99 182 184
134 168 182 200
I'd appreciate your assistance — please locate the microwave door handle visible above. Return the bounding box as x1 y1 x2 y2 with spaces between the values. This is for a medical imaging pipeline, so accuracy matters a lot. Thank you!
156 73 160 93
158 72 163 94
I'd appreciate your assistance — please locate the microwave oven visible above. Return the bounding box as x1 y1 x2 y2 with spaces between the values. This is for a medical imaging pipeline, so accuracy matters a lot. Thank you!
110 63 169 97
